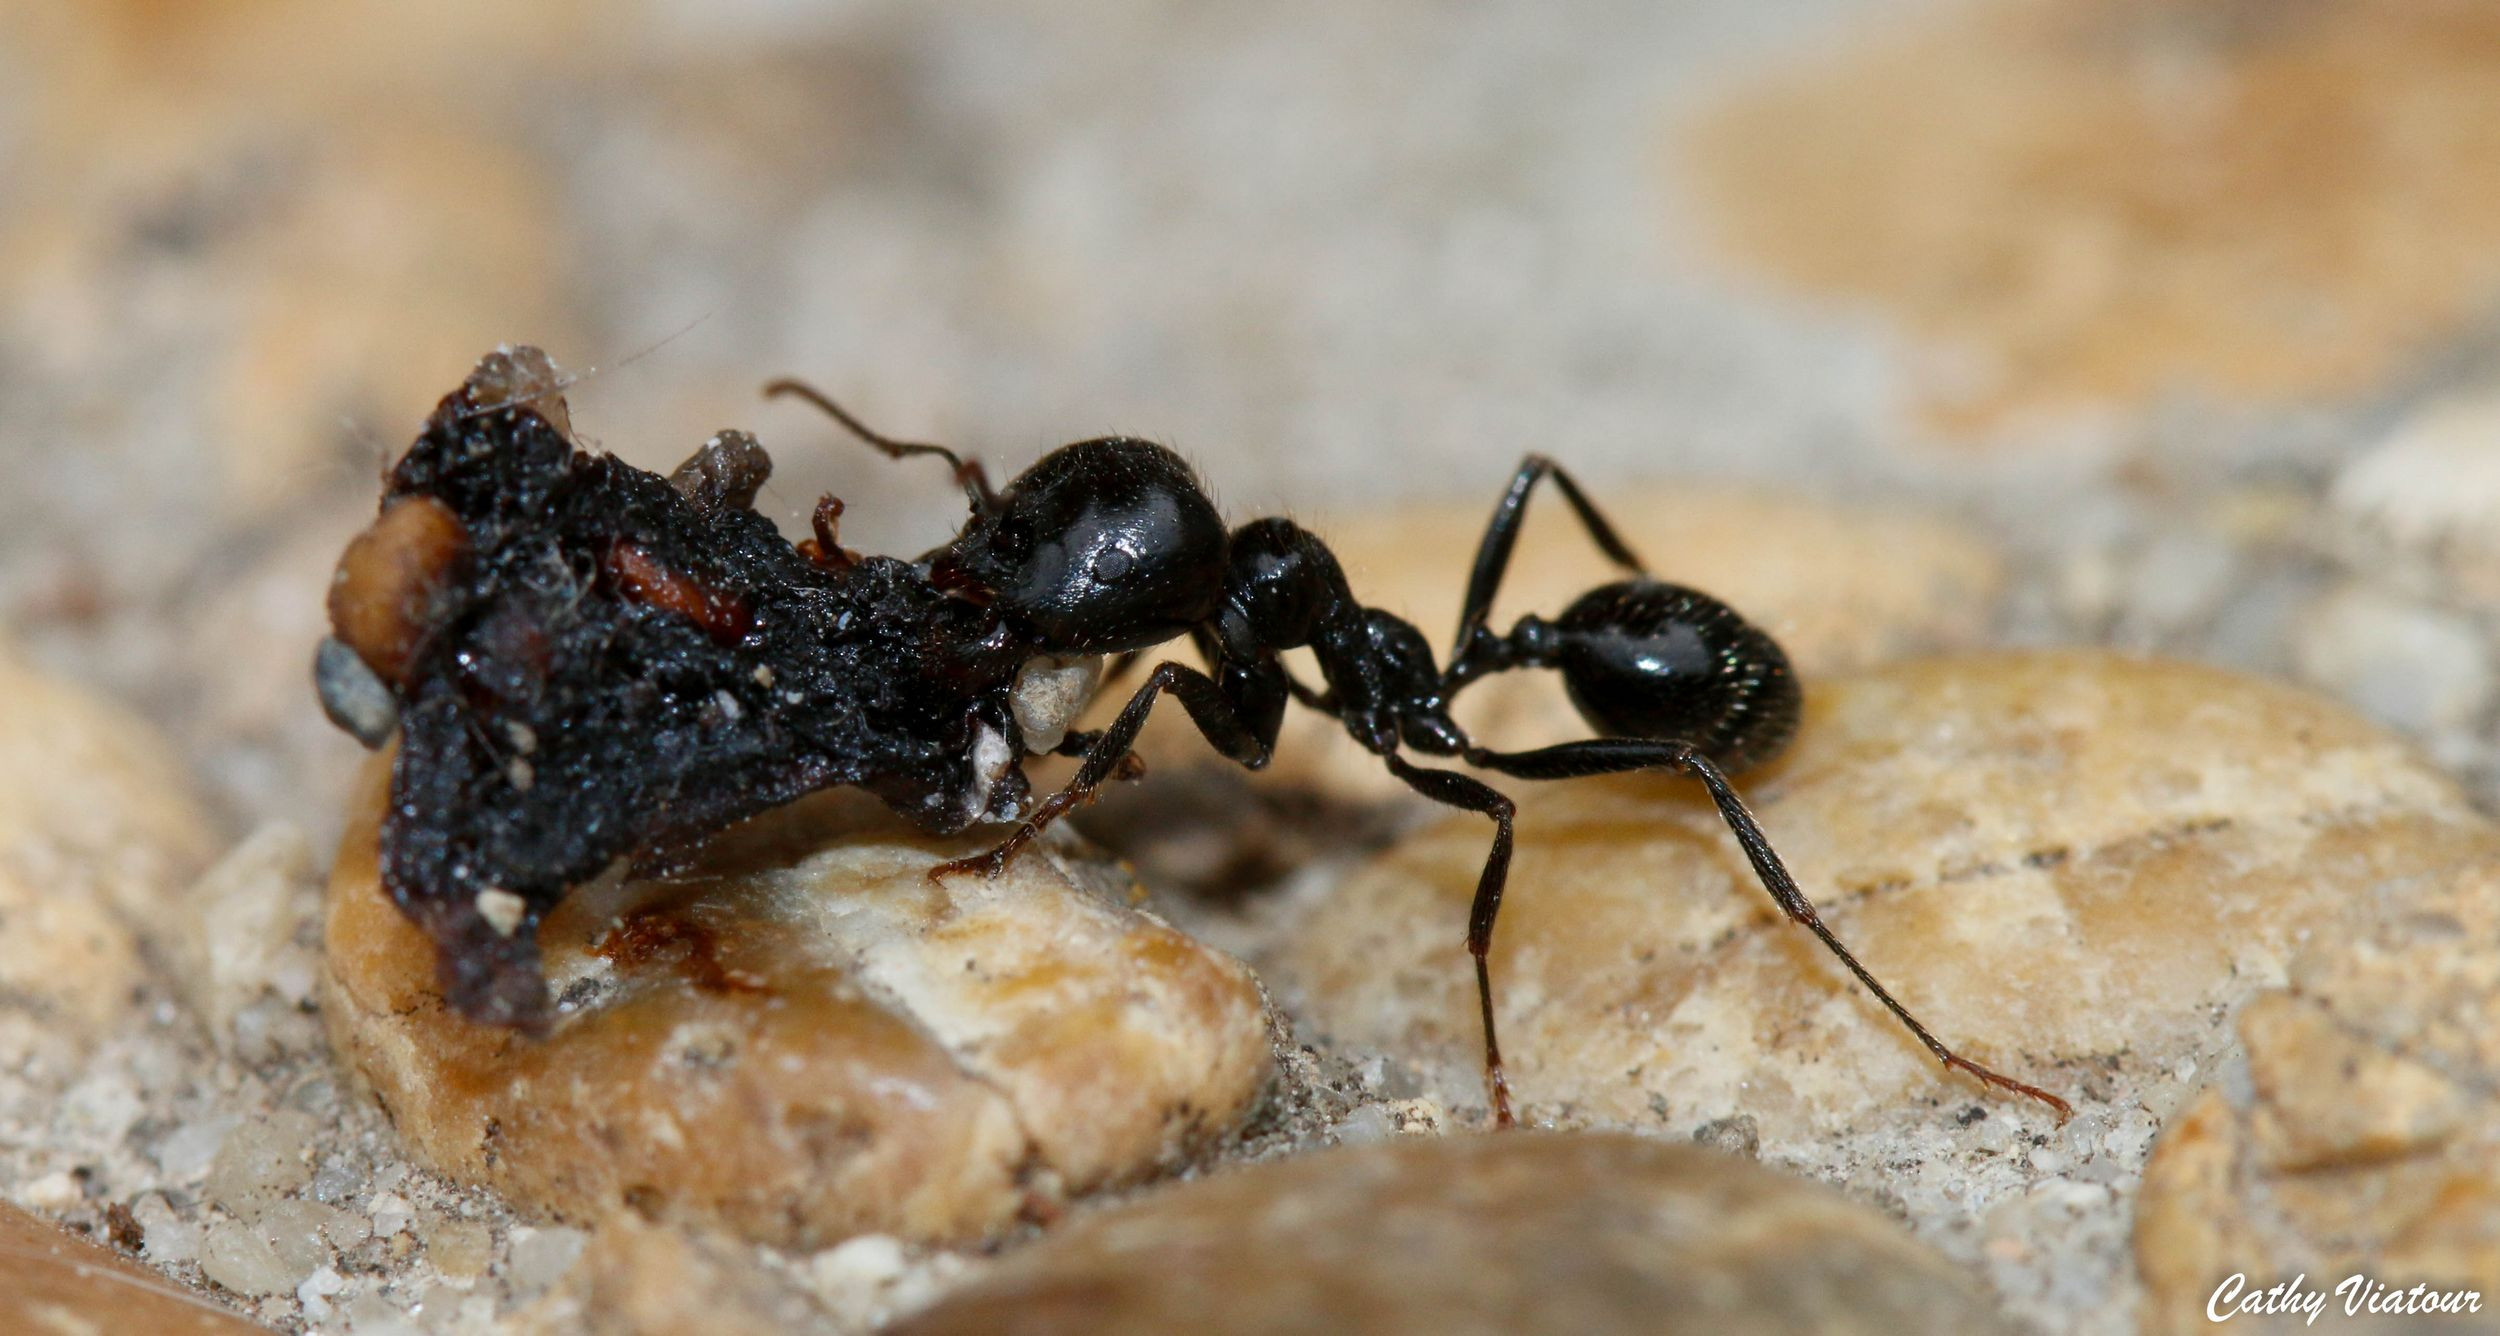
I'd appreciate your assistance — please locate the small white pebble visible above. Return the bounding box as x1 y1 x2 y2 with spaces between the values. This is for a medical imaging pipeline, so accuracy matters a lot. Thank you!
307 1155 363 1203
476 889 527 938
2293 584 2493 736
298 1265 347 1320
2101 1108 2161 1161
155 1116 238 1181
345 1290 419 1335
327 1211 375 1254
258 1199 340 1274
267 957 320 1006
1335 1104 1399 1146
752 665 776 687
133 1194 199 1265
206 1113 318 1217
21 1169 82 1210
811 1233 909 1298
200 1219 295 1296
369 1191 414 1236
502 1224 588 1297
806 1233 965 1325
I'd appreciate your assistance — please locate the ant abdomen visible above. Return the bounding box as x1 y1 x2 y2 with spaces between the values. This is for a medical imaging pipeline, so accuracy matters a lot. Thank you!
1550 579 1799 773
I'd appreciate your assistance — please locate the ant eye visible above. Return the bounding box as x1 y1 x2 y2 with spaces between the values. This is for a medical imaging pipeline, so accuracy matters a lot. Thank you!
1089 545 1135 583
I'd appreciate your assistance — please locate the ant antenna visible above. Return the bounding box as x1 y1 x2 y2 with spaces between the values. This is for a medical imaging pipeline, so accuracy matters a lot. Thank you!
762 379 999 514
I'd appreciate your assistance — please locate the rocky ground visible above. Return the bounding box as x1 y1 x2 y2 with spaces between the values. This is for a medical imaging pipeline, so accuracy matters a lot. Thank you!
6 1 2500 1333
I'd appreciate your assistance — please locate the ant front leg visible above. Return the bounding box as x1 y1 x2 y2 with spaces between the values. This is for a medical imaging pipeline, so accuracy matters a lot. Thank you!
929 659 1284 883
1449 456 1649 670
1381 755 1523 1129
1465 737 2074 1120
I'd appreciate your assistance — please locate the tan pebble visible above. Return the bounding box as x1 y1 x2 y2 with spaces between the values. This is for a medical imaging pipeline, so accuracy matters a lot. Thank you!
2132 1090 2267 1336
2290 858 2500 1080
891 1132 2012 1336
0 1200 267 1333
0 645 219 1035
2136 859 2500 1323
2382 1173 2500 1291
324 759 1271 1247
1285 650 2497 1138
0 871 139 1037
2240 992 2465 1172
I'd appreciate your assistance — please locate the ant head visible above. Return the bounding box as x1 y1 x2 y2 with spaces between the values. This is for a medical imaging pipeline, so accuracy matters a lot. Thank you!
943 437 1228 654
1551 580 1800 773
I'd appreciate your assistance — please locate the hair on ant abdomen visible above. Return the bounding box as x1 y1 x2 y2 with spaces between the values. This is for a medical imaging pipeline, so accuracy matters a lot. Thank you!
317 346 2070 1128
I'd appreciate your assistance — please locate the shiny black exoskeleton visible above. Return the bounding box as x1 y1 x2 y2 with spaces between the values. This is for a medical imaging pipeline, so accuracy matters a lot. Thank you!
319 347 2068 1127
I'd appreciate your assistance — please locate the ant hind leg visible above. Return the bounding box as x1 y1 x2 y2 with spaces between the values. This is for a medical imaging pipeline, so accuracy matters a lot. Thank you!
1465 737 2073 1120
1449 456 1649 669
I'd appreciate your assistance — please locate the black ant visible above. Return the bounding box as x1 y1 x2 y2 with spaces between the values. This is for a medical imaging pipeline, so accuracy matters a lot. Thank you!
317 346 2071 1128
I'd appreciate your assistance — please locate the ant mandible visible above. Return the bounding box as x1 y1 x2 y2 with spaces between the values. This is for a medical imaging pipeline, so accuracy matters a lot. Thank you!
318 347 2070 1130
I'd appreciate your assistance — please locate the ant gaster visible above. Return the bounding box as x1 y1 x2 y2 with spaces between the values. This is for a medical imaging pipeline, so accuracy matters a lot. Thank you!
319 347 2070 1128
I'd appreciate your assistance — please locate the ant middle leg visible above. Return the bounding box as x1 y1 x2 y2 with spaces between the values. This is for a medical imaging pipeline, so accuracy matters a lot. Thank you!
1382 755 1522 1129
931 659 1283 882
1464 737 2073 1119
1449 456 1649 669
762 377 999 514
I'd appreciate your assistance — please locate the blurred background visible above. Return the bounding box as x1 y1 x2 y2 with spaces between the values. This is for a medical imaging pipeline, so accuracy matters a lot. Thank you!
5 0 2500 843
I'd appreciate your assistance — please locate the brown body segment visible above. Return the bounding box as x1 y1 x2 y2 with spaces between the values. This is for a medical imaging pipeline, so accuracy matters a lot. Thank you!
327 495 467 685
